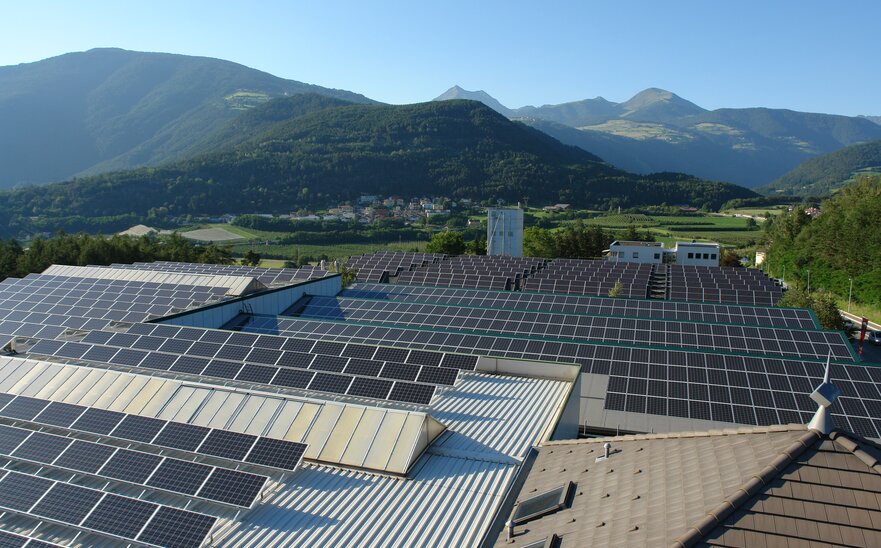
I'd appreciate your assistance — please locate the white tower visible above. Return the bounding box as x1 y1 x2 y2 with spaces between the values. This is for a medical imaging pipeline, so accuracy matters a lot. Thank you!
487 208 523 257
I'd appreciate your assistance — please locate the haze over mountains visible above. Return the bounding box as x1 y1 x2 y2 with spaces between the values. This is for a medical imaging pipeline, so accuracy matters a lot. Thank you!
434 86 881 187
0 95 756 236
1 48 878 196
0 48 372 187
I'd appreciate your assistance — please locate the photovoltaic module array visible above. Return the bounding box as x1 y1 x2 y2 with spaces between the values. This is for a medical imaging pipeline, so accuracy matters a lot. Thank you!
291 296 852 362
0 274 229 322
0 422 267 508
342 283 819 329
235 315 881 439
12 319 473 406
0 393 307 473
666 264 783 305
0 468 216 548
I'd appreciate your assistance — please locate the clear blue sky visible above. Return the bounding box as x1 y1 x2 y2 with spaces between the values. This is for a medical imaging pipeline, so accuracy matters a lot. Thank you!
1 0 878 115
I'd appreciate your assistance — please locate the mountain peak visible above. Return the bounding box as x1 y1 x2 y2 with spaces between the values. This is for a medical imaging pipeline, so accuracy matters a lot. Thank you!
620 87 706 120
433 85 510 115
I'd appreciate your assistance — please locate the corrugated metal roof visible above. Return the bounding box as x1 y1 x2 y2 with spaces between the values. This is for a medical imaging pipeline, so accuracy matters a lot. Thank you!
0 356 445 475
215 372 572 547
0 348 573 547
41 264 263 296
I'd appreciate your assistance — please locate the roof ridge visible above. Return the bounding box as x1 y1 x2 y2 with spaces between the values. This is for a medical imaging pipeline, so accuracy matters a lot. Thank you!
541 423 807 446
670 429 821 548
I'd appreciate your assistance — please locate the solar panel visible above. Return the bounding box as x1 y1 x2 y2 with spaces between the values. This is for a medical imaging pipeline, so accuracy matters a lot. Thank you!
291 296 848 362
0 470 217 548
198 430 256 461
245 437 307 470
153 422 210 452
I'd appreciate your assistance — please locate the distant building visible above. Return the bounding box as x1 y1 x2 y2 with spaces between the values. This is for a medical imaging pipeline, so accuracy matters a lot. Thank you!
755 249 767 267
487 207 524 256
606 240 720 266
674 241 720 267
606 241 666 264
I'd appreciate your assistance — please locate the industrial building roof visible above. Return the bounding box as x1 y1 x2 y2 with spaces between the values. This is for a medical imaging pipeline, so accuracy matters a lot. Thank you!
41 265 265 296
497 424 881 548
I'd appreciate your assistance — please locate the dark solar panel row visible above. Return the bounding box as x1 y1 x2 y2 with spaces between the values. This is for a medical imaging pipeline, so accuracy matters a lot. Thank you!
0 274 229 322
344 283 818 329
520 278 649 298
34 338 440 406
396 272 512 290
0 393 306 473
0 423 267 508
667 264 783 305
236 315 881 438
293 296 851 362
0 469 216 548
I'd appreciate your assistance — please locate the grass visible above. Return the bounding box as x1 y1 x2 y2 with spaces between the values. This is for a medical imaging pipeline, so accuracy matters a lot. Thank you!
723 207 787 217
231 240 430 261
839 299 881 325
581 212 762 246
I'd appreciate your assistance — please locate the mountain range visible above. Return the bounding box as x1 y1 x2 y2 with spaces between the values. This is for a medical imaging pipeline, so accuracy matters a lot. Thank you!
0 48 372 188
0 95 756 236
434 86 881 187
1 48 878 199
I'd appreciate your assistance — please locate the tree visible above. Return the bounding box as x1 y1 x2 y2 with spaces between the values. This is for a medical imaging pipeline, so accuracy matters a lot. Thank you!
523 227 556 258
608 280 623 297
720 249 742 267
198 243 234 265
0 239 23 280
778 288 849 332
241 250 261 266
338 265 357 288
426 231 466 255
468 234 487 255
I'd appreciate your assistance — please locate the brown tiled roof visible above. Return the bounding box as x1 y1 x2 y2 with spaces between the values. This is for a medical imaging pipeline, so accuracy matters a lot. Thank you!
495 425 881 548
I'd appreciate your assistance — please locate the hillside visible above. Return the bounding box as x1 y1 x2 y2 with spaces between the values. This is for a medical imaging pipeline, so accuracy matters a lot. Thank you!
434 87 881 187
765 174 881 305
0 98 756 235
761 140 881 196
0 48 373 188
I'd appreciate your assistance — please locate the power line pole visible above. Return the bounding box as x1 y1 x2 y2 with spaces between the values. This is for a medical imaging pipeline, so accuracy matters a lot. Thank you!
848 277 853 312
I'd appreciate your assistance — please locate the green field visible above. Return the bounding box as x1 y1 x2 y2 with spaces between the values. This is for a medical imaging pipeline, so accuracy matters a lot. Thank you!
722 207 787 217
583 213 762 246
232 240 430 261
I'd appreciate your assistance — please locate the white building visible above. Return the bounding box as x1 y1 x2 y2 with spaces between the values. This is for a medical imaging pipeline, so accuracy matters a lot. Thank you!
606 240 721 266
673 241 720 266
487 207 524 256
606 241 666 263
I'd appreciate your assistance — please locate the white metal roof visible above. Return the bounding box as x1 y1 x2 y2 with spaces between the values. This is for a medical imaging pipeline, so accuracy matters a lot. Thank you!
0 356 444 475
215 372 573 547
41 264 264 296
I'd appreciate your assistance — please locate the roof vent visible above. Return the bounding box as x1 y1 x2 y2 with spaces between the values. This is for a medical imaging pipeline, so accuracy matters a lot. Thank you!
595 442 612 462
807 353 841 435
1 338 16 355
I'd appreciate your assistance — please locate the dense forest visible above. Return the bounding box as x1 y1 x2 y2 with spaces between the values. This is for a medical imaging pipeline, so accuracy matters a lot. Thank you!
763 174 881 305
762 140 881 197
0 97 756 236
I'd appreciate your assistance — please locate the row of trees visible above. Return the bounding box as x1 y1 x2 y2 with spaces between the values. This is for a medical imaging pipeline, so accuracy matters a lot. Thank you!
0 233 235 282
